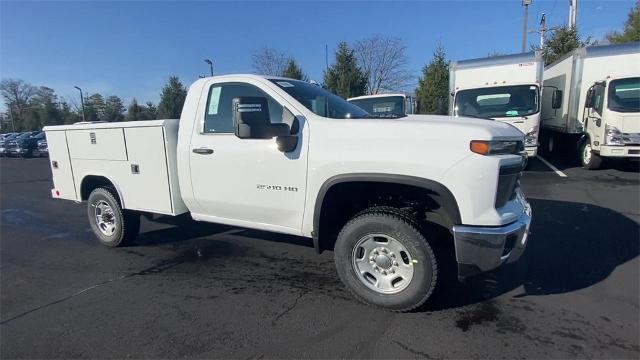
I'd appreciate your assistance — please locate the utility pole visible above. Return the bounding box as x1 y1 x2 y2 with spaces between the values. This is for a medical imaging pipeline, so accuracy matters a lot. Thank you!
569 0 577 28
74 86 86 122
204 59 214 76
522 0 532 52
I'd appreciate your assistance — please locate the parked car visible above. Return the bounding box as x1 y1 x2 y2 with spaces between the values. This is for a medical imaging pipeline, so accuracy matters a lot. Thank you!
44 74 530 311
7 131 43 157
37 138 48 157
0 133 21 156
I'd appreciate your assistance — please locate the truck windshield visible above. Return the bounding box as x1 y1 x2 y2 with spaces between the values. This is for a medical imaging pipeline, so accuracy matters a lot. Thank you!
348 96 406 118
268 79 369 119
455 85 539 119
608 77 640 113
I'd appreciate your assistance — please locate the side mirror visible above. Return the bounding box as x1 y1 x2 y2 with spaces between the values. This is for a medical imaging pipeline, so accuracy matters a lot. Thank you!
233 96 289 139
551 90 563 109
584 88 595 109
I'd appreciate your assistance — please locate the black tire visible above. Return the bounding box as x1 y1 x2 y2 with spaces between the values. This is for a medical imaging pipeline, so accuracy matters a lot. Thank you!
87 187 140 247
334 207 438 312
580 138 602 170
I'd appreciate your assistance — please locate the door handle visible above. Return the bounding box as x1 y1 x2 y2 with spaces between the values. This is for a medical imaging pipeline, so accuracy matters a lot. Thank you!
192 148 214 155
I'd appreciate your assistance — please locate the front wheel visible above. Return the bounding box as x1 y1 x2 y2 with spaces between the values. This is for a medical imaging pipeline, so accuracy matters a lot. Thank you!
580 139 602 170
87 187 140 247
334 208 437 312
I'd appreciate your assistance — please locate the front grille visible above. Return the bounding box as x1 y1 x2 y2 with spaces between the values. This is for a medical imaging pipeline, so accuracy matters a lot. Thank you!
495 163 521 208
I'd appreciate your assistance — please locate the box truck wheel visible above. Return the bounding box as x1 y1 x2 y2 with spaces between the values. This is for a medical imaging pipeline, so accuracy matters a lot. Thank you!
87 187 140 247
581 139 602 170
334 207 437 312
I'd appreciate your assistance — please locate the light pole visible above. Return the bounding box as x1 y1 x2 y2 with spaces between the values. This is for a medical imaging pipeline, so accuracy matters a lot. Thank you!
204 59 213 77
74 86 86 122
522 0 532 53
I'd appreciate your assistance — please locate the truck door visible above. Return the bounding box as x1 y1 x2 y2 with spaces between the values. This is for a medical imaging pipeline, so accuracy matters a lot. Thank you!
584 82 606 144
188 80 308 234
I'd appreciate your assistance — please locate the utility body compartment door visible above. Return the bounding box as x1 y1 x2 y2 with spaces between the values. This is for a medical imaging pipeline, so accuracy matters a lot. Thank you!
188 78 308 234
46 130 77 200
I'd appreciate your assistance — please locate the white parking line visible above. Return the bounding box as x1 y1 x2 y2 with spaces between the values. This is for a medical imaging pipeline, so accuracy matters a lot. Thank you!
537 156 568 178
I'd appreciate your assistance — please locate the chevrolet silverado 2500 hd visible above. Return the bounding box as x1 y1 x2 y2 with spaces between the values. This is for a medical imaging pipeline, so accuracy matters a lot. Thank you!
44 74 531 311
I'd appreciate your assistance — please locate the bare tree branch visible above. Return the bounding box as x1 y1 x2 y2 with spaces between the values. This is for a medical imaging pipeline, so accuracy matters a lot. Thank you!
354 35 412 95
251 47 289 76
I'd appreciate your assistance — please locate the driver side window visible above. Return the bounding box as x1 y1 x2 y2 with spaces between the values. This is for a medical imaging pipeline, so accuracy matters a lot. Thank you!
593 84 605 115
203 82 283 134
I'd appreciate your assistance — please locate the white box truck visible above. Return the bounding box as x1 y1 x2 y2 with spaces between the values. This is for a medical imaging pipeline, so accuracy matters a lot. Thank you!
44 74 531 311
347 93 416 117
449 52 544 158
540 42 640 169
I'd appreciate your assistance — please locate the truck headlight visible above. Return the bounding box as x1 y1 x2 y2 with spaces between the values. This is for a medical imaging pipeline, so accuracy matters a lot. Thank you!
524 126 538 146
470 140 524 155
605 125 624 146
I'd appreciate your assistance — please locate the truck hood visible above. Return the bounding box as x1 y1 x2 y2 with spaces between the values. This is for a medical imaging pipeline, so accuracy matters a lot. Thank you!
398 114 524 140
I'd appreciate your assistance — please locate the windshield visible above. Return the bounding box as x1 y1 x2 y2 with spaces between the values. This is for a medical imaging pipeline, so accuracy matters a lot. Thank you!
455 85 539 119
608 77 640 113
268 79 368 119
348 96 406 118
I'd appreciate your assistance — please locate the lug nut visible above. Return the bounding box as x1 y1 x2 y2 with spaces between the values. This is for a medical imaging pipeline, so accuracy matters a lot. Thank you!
381 249 388 254
390 269 395 274
393 262 399 266
382 270 387 275
390 253 396 258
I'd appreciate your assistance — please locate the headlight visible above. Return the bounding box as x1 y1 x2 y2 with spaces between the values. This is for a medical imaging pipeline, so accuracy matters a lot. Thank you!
470 140 524 155
524 126 538 146
605 125 624 146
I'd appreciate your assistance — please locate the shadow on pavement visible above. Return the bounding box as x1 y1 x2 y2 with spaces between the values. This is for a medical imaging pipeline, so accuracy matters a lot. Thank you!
427 198 639 311
120 198 639 312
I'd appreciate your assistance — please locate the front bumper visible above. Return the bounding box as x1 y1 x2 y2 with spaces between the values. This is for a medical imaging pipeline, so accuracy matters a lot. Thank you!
452 192 531 279
598 145 640 158
524 145 537 158
10 148 28 156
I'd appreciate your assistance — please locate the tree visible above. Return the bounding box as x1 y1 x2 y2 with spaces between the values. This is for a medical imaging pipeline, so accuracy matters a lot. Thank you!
354 35 411 94
0 79 36 129
251 47 288 76
415 45 449 115
103 95 125 122
323 42 368 99
144 102 158 120
606 2 640 44
537 26 593 65
158 76 187 119
127 99 157 121
282 59 307 80
84 93 105 122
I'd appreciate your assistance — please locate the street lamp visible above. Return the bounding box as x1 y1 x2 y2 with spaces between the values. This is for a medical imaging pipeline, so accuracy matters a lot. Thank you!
74 86 86 122
204 59 213 77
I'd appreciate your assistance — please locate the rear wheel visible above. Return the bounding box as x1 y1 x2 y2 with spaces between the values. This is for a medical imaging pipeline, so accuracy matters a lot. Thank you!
334 208 437 312
581 139 602 170
87 187 140 247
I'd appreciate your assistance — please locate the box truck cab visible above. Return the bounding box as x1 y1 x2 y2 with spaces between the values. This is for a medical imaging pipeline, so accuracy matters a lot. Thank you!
541 43 640 169
347 93 415 117
450 52 544 158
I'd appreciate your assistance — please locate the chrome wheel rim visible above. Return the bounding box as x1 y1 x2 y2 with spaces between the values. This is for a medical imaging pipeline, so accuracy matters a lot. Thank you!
94 200 116 236
351 234 414 294
583 143 592 165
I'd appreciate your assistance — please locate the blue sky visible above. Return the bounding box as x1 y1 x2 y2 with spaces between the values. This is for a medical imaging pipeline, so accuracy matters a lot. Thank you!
0 0 635 109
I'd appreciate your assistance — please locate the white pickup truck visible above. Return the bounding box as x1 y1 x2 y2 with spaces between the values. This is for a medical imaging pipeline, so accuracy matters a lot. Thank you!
44 74 531 311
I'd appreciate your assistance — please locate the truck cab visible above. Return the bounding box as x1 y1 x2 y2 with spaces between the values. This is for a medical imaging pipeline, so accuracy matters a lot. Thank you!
347 94 415 117
581 76 640 163
450 52 544 158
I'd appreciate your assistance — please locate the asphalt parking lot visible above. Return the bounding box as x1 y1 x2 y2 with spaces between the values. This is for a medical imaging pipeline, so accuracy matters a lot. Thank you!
1 155 639 359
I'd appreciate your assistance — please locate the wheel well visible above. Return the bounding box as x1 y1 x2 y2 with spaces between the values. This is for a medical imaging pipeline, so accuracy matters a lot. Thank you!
314 180 460 253
80 175 118 202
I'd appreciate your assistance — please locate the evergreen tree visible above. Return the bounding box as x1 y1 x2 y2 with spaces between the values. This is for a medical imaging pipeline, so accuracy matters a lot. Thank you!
103 95 125 122
158 76 187 119
126 98 141 121
537 26 593 65
144 101 158 120
607 2 640 44
282 59 307 80
84 93 105 122
323 42 368 98
415 45 449 115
